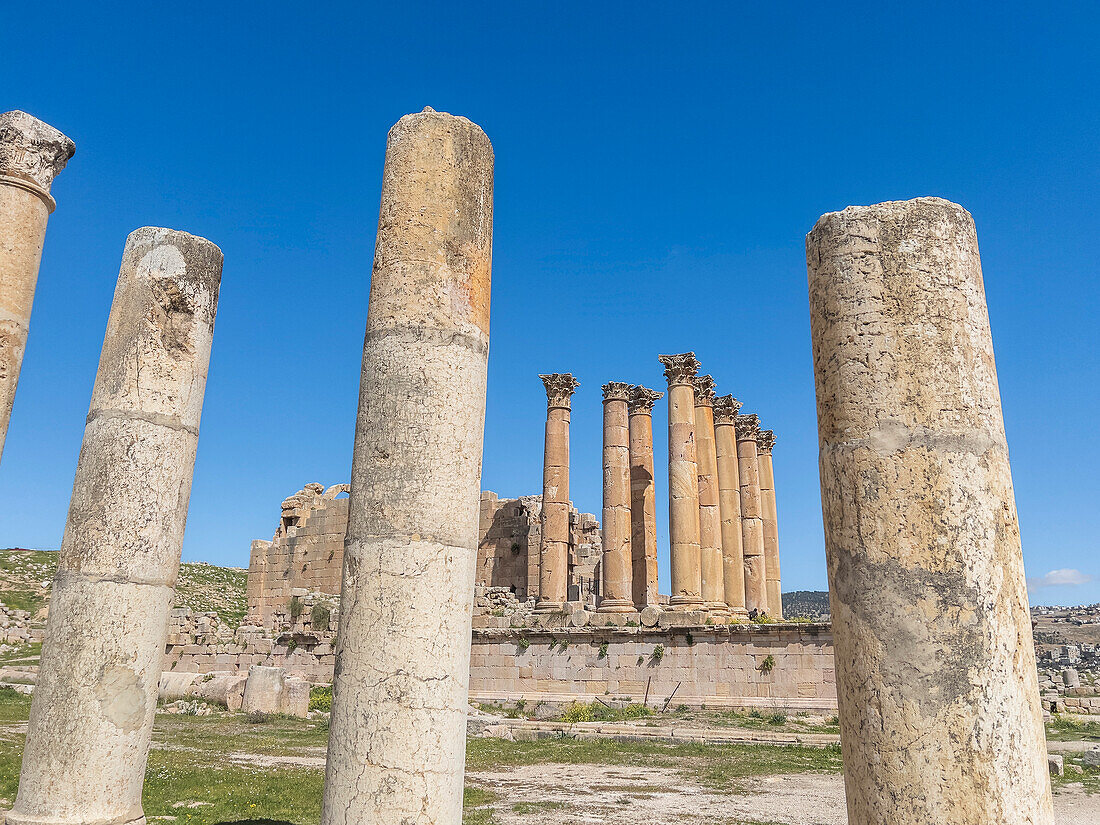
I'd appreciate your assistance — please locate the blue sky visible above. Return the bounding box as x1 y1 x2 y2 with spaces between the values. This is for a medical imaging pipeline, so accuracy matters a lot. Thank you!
1 3 1097 605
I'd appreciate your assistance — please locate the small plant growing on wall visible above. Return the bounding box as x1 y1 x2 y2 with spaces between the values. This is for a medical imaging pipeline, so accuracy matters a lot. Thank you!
637 656 645 666
311 602 332 630
289 596 304 621
598 642 609 659
759 654 776 674
685 632 694 646
517 637 530 652
650 644 665 663
558 639 570 652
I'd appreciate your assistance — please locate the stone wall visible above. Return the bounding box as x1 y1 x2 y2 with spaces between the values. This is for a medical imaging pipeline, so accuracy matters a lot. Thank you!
247 485 603 624
163 610 836 712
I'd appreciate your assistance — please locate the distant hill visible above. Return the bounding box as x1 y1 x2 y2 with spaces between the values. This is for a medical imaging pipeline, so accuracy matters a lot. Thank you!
782 590 830 620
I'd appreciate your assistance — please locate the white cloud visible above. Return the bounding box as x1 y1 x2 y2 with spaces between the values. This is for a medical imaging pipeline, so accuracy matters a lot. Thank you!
1027 569 1094 590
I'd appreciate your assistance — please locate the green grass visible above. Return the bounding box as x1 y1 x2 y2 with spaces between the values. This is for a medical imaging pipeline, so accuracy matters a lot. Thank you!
1046 714 1100 742
308 684 332 713
0 642 41 667
0 687 32 722
558 701 654 723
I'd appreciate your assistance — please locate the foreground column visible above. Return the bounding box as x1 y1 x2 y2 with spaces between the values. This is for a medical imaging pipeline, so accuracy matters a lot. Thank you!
756 429 783 619
736 413 768 614
0 111 75 463
598 382 633 612
713 395 748 618
628 385 662 607
321 108 493 825
658 353 703 609
693 375 726 614
11 228 221 825
807 197 1052 824
534 373 578 612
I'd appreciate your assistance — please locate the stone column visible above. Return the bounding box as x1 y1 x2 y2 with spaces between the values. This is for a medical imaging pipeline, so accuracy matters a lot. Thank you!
320 108 493 825
0 111 75 463
713 395 748 618
658 352 703 609
10 228 221 825
598 381 634 613
736 413 768 615
807 197 1052 824
628 385 662 607
693 374 726 614
756 429 783 619
534 373 578 612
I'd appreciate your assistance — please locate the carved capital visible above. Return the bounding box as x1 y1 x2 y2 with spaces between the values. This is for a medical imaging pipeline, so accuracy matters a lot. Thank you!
735 413 760 441
658 352 700 387
0 111 75 207
692 374 716 407
627 385 663 414
756 429 776 454
601 381 631 402
713 394 743 424
540 373 579 408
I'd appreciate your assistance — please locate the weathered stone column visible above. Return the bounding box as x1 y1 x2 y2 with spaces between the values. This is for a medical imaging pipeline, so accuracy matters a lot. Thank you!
0 111 75 463
10 227 221 825
713 395 748 618
534 373 578 612
693 375 726 614
320 108 493 825
756 429 783 619
658 352 703 609
736 413 768 615
598 382 634 613
628 385 662 607
807 197 1052 824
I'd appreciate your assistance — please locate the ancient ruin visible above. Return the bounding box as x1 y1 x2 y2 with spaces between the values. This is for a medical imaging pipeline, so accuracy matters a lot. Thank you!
627 385 663 606
598 382 634 612
535 372 580 612
0 111 75 463
11 227 222 825
807 197 1053 823
320 107 494 825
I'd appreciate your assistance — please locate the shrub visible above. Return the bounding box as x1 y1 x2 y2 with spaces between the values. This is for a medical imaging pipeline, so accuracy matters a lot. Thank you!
309 684 333 712
759 654 776 674
311 603 332 630
289 596 304 620
767 712 787 725
517 637 530 652
650 644 665 663
598 642 609 659
561 702 595 723
826 715 840 726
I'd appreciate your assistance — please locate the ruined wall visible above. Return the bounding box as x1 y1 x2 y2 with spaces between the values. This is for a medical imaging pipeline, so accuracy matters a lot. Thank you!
248 485 603 624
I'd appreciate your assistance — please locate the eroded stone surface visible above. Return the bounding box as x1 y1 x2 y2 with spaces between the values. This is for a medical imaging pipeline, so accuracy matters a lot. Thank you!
11 227 221 825
714 395 747 616
806 197 1052 824
321 108 493 825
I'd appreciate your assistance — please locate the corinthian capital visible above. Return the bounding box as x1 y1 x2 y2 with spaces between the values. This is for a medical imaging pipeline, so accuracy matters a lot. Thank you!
627 385 664 414
540 373 579 408
756 429 776 454
735 413 760 441
692 375 716 407
0 111 75 206
658 352 700 387
713 394 743 424
601 381 631 402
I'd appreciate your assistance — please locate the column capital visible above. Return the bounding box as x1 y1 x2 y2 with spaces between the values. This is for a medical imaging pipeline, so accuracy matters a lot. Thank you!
540 373 579 408
735 413 760 441
713 394 743 424
756 429 776 455
658 352 700 387
0 111 75 211
627 385 664 414
692 374 716 407
601 381 632 402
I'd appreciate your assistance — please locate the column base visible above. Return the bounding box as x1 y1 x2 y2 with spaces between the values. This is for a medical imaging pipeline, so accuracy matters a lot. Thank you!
6 814 146 825
596 598 635 614
704 601 730 614
668 595 704 610
533 600 564 614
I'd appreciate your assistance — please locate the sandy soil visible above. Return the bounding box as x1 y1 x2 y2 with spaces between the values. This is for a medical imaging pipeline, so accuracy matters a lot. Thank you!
467 763 1100 825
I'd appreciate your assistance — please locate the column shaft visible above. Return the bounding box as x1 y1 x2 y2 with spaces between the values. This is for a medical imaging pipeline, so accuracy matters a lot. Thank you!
598 382 633 612
757 431 783 618
714 395 747 617
321 108 493 825
628 386 662 607
807 197 1052 823
535 373 578 612
659 353 703 608
693 376 726 613
0 111 74 462
11 228 221 825
736 414 768 614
